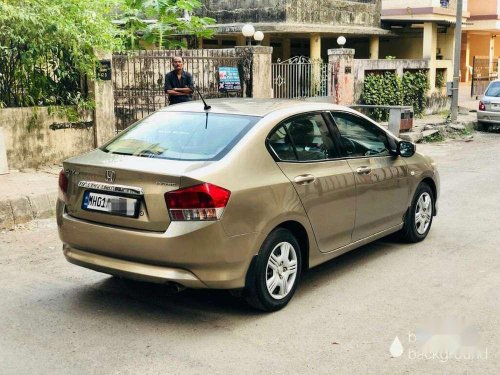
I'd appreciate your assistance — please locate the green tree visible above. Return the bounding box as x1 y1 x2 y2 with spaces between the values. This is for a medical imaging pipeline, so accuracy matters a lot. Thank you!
119 0 215 49
0 0 123 107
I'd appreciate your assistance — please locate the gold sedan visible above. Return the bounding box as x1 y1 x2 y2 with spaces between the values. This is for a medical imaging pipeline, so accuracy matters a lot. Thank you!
57 99 439 311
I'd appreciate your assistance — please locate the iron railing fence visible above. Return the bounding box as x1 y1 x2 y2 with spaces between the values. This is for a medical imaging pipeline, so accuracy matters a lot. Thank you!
471 57 498 98
272 57 330 99
0 47 86 108
112 49 244 131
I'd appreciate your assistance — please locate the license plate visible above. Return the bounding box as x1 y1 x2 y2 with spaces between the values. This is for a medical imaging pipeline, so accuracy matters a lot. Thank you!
82 191 139 217
492 103 500 110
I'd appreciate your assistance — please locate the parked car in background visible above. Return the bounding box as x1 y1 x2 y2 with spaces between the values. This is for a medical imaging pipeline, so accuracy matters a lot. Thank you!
57 99 439 311
478 79 500 130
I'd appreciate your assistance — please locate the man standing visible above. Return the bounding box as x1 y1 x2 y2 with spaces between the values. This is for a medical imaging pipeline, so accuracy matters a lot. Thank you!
164 56 194 105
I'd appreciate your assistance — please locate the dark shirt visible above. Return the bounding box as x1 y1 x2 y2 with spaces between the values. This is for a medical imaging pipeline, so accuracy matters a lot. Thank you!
164 70 194 105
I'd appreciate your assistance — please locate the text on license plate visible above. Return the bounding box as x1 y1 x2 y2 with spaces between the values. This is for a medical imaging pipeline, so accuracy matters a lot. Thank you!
82 191 138 217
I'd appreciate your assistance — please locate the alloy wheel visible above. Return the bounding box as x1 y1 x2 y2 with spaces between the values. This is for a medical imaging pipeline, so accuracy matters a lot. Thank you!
266 241 298 300
415 192 433 235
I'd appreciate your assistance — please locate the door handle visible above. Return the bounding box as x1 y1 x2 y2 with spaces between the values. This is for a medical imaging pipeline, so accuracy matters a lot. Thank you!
293 174 316 184
356 166 372 174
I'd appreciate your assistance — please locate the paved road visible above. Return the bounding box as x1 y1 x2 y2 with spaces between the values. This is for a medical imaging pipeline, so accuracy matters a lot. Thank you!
1 132 500 375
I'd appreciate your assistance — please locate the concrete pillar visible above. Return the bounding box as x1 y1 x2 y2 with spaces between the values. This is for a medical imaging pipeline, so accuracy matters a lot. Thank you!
282 37 291 60
328 48 355 105
89 51 116 146
310 33 321 61
236 35 245 46
423 22 438 92
0 128 8 174
423 23 438 59
369 36 379 60
464 32 471 82
235 46 273 98
489 34 495 72
262 34 271 47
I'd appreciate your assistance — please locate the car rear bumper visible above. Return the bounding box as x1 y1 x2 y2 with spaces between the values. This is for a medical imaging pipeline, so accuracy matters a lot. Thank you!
57 200 261 289
64 245 207 288
477 111 500 123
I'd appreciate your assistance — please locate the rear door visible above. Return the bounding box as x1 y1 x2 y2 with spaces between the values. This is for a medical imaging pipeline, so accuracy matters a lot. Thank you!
267 112 356 253
329 111 409 241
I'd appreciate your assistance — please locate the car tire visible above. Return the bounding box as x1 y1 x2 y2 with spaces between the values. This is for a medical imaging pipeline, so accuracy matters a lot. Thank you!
476 121 488 132
399 182 435 243
245 228 302 312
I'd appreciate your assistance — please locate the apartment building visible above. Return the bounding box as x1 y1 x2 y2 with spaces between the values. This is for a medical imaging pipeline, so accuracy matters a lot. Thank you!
461 0 500 82
199 0 390 61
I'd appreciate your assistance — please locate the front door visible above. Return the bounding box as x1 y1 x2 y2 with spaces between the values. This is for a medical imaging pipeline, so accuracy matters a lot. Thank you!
330 111 410 241
267 112 356 252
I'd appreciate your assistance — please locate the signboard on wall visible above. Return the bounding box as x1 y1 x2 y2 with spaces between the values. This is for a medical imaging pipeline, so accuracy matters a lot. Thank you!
97 60 112 81
218 67 241 92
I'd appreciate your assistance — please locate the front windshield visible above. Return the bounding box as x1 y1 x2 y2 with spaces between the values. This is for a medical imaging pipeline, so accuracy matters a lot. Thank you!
103 112 260 161
485 82 500 97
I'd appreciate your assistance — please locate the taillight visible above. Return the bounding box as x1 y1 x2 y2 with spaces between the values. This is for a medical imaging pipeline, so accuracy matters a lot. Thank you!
58 169 68 202
479 101 486 111
58 170 68 193
165 183 231 221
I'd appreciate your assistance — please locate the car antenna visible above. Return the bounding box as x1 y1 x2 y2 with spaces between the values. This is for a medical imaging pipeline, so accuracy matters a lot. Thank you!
194 86 211 111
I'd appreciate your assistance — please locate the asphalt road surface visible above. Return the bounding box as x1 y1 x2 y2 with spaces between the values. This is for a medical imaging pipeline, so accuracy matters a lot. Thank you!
1 132 499 375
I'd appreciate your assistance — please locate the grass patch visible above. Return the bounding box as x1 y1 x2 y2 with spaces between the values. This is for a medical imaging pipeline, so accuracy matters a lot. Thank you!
423 130 446 143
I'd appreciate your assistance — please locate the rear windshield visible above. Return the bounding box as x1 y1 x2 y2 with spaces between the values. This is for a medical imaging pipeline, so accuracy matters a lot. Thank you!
103 112 260 161
485 82 500 97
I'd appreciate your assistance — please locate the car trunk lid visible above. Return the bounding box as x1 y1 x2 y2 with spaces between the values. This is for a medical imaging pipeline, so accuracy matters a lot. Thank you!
63 149 212 232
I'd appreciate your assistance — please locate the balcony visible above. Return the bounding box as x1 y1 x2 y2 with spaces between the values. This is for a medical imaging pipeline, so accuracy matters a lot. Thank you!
382 0 458 10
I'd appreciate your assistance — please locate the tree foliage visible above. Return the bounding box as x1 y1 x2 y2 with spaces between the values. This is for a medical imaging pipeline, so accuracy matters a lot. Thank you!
0 0 215 107
362 70 430 121
118 0 216 49
0 0 123 107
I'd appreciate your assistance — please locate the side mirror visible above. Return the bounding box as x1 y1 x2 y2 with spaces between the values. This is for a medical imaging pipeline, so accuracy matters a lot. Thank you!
398 141 416 157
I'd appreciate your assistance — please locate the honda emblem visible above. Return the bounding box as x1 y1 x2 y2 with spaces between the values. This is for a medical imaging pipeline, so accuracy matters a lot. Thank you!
105 170 116 183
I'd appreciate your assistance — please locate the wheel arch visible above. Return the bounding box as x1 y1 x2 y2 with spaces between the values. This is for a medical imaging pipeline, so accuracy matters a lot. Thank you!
275 220 310 272
421 177 438 215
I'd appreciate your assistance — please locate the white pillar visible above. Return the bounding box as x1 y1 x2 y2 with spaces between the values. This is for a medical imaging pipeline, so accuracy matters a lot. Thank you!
235 46 273 98
90 51 116 146
310 33 321 61
282 37 291 60
464 32 471 82
423 22 438 92
489 34 495 72
370 36 379 60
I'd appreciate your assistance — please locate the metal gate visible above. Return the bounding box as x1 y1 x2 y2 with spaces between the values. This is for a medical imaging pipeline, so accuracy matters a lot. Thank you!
272 56 330 99
471 56 498 98
112 49 244 131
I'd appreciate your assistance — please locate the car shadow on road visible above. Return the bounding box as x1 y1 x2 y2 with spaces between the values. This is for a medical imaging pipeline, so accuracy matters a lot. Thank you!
68 235 410 320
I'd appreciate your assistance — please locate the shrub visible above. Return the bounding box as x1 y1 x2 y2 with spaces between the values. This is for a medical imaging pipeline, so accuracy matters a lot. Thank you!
362 70 429 121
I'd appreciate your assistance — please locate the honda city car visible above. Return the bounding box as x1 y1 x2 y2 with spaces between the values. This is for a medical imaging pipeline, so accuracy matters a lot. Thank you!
57 99 439 311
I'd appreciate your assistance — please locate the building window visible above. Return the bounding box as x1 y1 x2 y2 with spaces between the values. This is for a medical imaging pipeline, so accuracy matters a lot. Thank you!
440 0 450 8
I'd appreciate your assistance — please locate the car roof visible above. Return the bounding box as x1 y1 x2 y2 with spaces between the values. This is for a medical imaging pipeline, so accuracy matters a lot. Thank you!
159 98 350 117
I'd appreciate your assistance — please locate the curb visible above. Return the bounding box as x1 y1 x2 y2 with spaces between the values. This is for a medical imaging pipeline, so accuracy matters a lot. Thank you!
0 191 57 230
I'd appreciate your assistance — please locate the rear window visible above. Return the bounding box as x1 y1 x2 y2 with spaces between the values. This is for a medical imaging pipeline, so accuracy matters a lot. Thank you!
485 82 500 97
103 112 260 161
